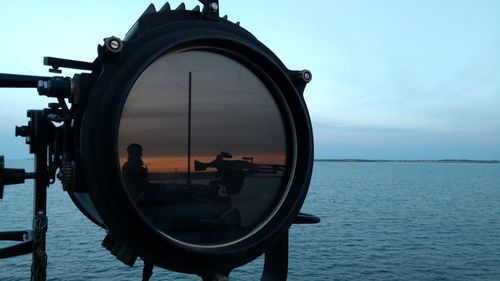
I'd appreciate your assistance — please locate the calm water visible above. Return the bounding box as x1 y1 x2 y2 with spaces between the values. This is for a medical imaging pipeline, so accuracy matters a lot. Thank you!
1 160 499 280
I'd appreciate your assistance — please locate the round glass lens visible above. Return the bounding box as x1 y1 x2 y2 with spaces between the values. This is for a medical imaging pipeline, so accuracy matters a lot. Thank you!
118 50 288 246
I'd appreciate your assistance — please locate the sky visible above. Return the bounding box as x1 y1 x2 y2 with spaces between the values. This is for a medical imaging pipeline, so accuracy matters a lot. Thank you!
0 0 499 160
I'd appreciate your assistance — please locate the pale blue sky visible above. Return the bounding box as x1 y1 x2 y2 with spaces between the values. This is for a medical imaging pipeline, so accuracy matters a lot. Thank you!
0 1 499 160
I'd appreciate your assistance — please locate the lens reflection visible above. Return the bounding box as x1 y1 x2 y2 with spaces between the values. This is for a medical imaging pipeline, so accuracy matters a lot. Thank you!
118 50 287 246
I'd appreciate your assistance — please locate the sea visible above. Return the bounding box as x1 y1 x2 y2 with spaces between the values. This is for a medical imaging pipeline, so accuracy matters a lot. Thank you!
1 160 499 281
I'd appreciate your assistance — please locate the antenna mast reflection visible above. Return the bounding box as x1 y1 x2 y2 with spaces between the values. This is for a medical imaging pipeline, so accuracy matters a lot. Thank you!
187 72 192 186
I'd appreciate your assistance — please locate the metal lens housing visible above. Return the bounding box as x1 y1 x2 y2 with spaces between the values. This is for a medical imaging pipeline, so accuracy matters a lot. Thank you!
118 49 289 247
78 9 313 274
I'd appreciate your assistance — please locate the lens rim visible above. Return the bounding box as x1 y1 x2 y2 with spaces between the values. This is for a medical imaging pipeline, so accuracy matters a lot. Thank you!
117 48 293 247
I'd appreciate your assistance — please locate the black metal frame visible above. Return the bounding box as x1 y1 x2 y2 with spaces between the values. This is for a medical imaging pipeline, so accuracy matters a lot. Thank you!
0 108 55 281
0 2 319 280
80 11 313 275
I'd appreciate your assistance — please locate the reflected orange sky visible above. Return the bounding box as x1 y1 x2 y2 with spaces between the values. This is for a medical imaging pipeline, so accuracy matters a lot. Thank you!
119 154 286 173
118 51 289 175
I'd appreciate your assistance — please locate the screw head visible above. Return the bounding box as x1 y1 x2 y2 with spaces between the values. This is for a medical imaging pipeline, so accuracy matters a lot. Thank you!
299 70 312 83
304 71 311 81
104 36 123 53
209 2 219 12
109 39 120 50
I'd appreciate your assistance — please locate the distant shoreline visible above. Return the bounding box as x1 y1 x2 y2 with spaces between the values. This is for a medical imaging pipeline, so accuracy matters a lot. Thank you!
6 158 500 164
314 159 500 164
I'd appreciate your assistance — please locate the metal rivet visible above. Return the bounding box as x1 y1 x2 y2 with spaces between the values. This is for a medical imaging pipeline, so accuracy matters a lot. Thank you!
110 40 120 50
103 36 123 53
210 2 219 12
299 70 312 83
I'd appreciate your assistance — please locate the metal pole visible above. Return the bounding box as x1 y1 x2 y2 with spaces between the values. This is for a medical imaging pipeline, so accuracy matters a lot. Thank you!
187 72 192 186
0 73 50 88
30 110 49 281
261 231 289 281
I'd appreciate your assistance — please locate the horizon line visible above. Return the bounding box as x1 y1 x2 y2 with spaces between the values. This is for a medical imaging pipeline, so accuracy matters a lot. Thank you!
314 159 500 163
5 157 500 164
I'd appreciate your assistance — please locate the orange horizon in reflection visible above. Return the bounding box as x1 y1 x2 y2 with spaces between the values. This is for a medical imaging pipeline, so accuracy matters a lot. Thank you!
119 154 286 174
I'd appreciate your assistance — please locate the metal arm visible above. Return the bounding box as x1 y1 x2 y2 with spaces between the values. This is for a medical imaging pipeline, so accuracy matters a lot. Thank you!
0 73 51 88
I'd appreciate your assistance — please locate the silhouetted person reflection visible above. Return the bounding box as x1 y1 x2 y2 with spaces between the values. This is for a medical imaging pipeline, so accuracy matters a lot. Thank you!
121 143 154 280
122 143 149 201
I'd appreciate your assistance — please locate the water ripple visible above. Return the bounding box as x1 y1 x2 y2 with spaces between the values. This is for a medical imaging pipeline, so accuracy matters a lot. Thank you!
1 161 500 280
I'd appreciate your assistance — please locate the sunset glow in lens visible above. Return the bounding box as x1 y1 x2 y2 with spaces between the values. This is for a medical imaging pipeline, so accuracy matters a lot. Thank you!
118 50 288 246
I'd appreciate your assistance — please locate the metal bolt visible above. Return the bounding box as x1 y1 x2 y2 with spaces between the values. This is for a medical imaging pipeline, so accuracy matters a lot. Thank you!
15 125 30 137
109 39 120 50
303 71 311 81
104 36 123 53
209 2 219 12
298 70 312 83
